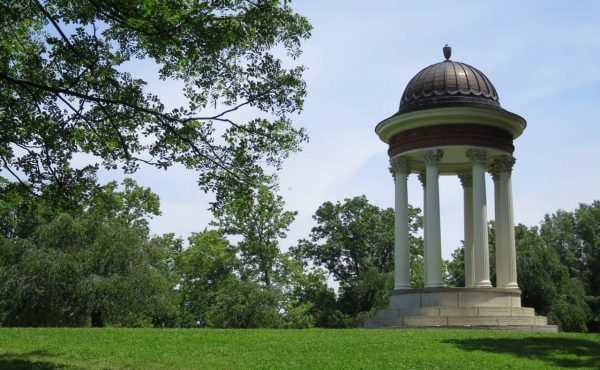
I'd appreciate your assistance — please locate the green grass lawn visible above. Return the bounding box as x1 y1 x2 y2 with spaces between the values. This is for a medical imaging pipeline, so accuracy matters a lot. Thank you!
0 328 599 369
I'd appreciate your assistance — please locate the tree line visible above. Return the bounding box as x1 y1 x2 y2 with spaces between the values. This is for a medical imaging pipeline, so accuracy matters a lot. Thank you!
1 179 598 332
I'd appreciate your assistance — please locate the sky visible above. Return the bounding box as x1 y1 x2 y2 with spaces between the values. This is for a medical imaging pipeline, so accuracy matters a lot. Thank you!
99 0 600 260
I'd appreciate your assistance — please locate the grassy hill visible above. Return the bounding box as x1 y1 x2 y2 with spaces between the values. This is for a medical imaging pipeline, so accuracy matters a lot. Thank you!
0 328 599 369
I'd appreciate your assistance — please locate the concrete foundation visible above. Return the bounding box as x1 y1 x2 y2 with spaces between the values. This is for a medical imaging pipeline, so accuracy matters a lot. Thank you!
365 288 558 332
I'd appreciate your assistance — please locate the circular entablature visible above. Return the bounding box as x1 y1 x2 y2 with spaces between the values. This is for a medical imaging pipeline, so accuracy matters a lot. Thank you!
388 124 514 158
376 106 526 144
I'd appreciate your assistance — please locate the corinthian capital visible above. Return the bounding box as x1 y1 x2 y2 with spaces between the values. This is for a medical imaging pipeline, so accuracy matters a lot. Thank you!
491 155 516 174
489 170 500 182
389 156 410 175
458 173 473 187
421 149 444 165
418 173 426 187
466 148 488 164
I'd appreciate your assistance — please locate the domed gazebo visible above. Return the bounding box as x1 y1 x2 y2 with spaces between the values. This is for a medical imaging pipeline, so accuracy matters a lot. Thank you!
365 46 557 331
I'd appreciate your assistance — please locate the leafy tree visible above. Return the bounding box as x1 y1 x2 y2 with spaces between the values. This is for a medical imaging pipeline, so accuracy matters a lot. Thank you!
291 195 423 320
516 223 590 332
540 201 600 331
0 0 311 206
174 230 239 327
0 214 175 327
76 217 175 327
204 277 282 328
516 225 568 312
275 253 346 328
85 178 161 229
573 202 600 296
540 210 583 278
0 177 160 238
445 244 465 287
0 172 95 238
172 184 300 328
292 196 420 285
547 280 590 333
0 234 86 326
410 240 425 289
172 183 343 329
173 230 342 328
0 176 172 327
213 185 296 287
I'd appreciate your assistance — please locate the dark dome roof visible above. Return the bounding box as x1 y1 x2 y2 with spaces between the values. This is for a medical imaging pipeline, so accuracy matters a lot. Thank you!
398 51 501 114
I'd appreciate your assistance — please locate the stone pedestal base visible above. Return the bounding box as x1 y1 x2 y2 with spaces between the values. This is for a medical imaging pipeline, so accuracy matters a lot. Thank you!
365 288 558 332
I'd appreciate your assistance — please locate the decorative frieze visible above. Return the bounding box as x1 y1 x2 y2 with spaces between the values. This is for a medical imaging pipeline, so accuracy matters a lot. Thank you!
388 124 514 157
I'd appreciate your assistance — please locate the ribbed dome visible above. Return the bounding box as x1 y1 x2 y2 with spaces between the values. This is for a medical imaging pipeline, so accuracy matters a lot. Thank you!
398 58 501 114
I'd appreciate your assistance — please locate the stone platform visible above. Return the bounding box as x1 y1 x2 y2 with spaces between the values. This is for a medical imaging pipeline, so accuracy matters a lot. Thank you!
365 288 558 332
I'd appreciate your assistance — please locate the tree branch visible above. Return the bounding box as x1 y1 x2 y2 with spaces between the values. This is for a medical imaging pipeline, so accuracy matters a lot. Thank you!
85 0 194 38
0 154 36 196
31 0 75 51
0 72 175 123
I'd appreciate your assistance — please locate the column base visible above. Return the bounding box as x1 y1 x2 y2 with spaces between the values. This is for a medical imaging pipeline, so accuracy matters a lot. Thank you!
364 287 558 332
475 281 492 288
424 282 444 288
501 282 519 289
388 287 521 308
394 283 411 290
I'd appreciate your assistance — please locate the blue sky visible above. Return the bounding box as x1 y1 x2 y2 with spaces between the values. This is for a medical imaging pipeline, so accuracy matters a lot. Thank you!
102 1 600 259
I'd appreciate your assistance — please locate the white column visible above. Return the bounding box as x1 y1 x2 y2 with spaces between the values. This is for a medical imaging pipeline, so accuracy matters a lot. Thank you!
390 156 411 289
422 149 443 288
491 169 504 288
418 173 427 274
467 148 492 288
493 156 519 288
458 174 474 288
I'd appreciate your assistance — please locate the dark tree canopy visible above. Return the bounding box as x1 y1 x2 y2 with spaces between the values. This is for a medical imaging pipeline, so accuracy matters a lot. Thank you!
292 195 422 286
0 213 176 327
212 185 296 287
0 177 160 238
0 0 311 206
291 195 423 319
540 201 600 331
446 220 593 332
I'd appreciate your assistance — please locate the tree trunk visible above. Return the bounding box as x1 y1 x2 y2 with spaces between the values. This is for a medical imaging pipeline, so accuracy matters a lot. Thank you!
91 310 104 327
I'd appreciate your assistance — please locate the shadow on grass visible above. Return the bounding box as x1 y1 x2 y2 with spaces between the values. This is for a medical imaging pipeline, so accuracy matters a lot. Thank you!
0 350 70 370
444 336 600 368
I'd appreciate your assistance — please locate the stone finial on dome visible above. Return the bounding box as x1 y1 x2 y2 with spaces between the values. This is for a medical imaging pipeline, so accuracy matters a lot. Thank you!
443 44 451 60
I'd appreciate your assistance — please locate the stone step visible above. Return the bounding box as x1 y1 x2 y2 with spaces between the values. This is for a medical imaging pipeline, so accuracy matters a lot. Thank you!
366 315 549 328
366 324 559 333
375 306 535 319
